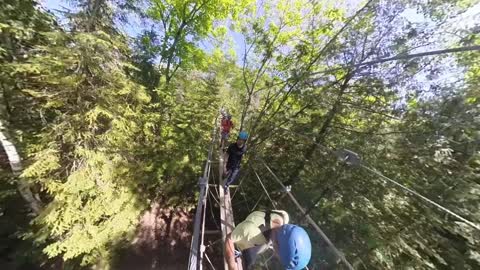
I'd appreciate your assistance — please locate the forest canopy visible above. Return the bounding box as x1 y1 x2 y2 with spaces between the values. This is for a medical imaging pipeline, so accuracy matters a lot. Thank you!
1 0 479 269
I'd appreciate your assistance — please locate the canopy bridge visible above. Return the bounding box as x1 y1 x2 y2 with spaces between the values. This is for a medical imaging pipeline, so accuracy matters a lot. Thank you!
188 115 243 270
185 9 480 270
218 145 243 270
188 115 480 270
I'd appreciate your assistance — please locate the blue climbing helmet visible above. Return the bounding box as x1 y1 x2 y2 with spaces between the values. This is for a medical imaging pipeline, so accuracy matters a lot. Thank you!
238 131 249 140
275 224 312 270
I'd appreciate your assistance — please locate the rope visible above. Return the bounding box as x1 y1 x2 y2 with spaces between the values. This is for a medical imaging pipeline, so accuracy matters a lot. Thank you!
231 173 246 200
208 193 220 230
205 237 223 248
361 165 480 231
199 120 220 268
239 184 252 211
189 114 219 270
260 159 355 270
281 127 480 231
211 161 220 199
253 168 277 209
251 194 264 211
204 253 216 270
209 188 220 206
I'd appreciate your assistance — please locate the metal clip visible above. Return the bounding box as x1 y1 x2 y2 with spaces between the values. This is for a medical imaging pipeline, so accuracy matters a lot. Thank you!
234 250 242 258
334 149 361 166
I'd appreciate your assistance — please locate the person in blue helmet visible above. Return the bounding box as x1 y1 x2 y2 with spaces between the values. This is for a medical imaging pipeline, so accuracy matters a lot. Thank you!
225 210 312 270
223 131 248 192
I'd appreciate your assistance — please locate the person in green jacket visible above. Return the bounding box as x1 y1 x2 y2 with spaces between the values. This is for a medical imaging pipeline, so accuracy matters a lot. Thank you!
225 210 312 270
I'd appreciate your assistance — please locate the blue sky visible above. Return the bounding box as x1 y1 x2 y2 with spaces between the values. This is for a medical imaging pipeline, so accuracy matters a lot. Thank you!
40 0 245 60
40 0 479 64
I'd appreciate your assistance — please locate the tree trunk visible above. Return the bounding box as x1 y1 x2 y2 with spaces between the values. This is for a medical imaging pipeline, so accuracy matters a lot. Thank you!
285 74 352 185
0 122 42 214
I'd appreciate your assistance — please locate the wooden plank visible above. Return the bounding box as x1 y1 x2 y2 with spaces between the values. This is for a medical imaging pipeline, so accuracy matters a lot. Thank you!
219 146 243 270
219 182 228 269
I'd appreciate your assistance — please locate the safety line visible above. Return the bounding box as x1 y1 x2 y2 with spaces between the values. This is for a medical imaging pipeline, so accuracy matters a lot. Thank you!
210 161 220 199
251 194 264 211
239 184 252 211
280 127 480 230
281 127 480 231
204 253 216 270
209 188 220 206
231 173 246 200
205 237 223 248
207 193 220 230
361 165 480 231
253 168 277 209
260 159 355 270
188 114 219 270
199 125 218 268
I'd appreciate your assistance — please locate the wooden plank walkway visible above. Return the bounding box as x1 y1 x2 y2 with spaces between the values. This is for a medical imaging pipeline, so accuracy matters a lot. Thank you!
219 145 243 270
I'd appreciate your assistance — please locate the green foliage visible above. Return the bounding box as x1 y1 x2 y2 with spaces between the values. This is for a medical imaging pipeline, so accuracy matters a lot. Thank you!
1 0 480 269
10 27 154 266
143 0 254 83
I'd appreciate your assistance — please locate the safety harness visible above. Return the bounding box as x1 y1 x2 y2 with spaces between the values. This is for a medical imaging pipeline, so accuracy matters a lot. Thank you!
234 210 286 254
259 210 286 242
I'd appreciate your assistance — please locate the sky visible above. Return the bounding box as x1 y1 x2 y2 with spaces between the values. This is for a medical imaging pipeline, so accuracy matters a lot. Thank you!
39 0 480 64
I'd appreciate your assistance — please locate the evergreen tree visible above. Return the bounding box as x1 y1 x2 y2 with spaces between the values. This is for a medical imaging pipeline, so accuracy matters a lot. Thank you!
1 0 479 269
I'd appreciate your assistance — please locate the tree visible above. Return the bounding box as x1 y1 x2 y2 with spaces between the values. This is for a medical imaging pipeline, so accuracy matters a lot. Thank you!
144 0 254 84
1 0 479 268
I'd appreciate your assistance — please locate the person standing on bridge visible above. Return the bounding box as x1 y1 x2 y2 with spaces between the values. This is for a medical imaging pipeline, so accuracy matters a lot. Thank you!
223 131 248 192
225 210 312 270
220 113 234 147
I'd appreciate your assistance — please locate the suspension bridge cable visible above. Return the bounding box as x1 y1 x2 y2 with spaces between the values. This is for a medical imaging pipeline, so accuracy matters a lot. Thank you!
280 127 480 231
259 159 355 270
231 174 254 213
251 194 264 211
205 237 223 249
253 168 278 209
188 114 219 270
211 160 220 200
207 193 220 230
209 188 220 206
204 253 217 270
199 165 211 269
360 164 480 231
199 125 219 268
231 174 246 200
239 184 252 211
